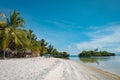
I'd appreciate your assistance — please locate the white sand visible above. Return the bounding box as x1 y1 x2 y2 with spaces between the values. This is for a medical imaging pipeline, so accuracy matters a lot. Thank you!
0 57 120 80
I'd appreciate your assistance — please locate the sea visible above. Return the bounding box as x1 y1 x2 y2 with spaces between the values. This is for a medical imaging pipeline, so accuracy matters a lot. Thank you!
69 55 120 76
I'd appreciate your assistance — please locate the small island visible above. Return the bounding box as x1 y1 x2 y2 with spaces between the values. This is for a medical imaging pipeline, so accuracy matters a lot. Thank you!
78 49 115 57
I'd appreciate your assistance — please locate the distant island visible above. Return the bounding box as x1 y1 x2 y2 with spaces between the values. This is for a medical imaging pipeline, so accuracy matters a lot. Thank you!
78 49 115 57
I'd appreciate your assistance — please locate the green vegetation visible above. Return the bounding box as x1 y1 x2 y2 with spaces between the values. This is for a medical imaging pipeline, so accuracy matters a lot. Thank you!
39 39 48 56
47 44 69 58
78 49 115 57
0 10 69 59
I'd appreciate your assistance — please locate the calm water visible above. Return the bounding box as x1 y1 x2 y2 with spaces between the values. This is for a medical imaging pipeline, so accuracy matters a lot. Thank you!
69 56 120 76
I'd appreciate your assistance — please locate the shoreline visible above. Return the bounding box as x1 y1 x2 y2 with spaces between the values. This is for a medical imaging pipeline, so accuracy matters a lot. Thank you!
70 56 120 76
67 59 120 80
70 59 120 76
0 57 120 80
72 60 120 79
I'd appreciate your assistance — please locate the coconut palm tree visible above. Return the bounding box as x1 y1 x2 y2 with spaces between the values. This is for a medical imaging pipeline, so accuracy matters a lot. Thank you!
39 39 48 56
47 44 54 54
0 11 29 59
26 29 40 56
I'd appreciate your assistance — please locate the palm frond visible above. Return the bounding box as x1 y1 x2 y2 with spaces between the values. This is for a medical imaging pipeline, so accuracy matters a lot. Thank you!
0 12 6 18
0 20 7 28
16 29 30 48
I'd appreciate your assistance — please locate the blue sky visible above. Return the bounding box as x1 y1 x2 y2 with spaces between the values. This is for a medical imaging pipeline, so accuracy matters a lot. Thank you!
1 0 120 54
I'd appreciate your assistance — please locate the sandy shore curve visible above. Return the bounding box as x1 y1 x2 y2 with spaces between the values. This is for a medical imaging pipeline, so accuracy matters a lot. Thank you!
0 57 120 80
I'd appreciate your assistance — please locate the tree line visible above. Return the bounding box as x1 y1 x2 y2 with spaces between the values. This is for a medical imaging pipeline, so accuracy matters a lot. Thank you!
78 49 115 57
0 11 69 59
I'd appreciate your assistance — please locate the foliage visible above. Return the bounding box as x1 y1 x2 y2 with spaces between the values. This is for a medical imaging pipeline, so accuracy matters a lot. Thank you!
78 49 115 57
51 51 69 58
39 39 48 56
0 10 69 59
0 11 29 59
47 44 54 54
47 44 69 58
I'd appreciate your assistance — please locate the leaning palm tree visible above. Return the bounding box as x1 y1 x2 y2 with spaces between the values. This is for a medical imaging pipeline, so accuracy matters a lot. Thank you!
0 11 29 59
0 12 8 59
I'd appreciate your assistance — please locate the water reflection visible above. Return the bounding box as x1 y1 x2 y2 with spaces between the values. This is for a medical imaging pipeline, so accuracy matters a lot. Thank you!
79 57 111 65
70 56 120 75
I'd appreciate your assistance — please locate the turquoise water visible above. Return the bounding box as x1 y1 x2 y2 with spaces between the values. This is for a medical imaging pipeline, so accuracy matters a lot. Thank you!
69 56 120 76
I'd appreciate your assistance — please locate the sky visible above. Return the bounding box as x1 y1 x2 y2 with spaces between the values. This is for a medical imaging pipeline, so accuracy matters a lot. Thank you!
0 0 120 55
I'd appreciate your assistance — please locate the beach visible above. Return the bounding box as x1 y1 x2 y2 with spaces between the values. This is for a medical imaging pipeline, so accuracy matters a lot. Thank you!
0 57 120 80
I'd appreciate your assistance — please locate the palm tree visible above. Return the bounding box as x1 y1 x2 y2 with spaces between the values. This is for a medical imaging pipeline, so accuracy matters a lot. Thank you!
26 29 40 56
47 44 54 54
0 11 29 59
39 39 48 56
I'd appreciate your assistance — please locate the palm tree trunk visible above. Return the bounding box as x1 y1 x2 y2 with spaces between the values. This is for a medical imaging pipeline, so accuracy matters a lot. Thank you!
3 50 6 59
40 47 43 56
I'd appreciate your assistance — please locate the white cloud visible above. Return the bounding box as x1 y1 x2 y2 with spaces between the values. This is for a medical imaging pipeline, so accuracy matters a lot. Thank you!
46 20 83 30
66 23 120 54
